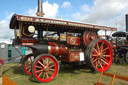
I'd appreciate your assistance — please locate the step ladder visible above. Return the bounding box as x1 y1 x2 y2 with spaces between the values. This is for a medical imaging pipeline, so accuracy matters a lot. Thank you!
94 72 128 85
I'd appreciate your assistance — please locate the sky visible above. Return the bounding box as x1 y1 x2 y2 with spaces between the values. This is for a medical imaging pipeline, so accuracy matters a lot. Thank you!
0 0 128 41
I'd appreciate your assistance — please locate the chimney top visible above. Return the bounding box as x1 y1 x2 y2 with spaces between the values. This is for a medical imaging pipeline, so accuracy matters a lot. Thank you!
36 0 45 17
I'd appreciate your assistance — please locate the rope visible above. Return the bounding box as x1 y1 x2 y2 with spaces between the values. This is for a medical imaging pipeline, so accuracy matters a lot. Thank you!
2 56 22 61
1 47 24 63
2 46 25 74
13 47 24 63
10 75 27 80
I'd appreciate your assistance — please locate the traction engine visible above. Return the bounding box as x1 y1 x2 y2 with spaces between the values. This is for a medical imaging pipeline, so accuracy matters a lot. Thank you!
9 0 117 83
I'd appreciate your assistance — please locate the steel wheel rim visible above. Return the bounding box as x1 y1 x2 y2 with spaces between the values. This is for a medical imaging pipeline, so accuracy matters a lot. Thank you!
24 55 34 75
91 40 113 72
126 56 128 62
34 55 58 82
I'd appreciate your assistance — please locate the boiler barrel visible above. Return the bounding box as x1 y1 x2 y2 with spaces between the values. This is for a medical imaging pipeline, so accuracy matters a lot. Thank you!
48 42 68 56
30 42 68 56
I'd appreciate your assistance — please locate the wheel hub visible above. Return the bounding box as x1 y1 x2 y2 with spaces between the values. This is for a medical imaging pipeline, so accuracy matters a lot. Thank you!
44 66 49 72
98 53 103 58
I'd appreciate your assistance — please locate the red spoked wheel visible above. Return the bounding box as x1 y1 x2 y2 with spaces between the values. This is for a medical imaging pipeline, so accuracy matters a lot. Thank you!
21 54 34 75
31 54 59 83
85 39 113 72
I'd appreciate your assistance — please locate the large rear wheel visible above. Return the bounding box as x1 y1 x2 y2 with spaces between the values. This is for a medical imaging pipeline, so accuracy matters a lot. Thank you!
85 39 113 72
31 54 59 83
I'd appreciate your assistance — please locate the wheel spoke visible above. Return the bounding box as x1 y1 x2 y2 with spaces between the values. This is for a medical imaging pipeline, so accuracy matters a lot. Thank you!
47 58 49 65
98 60 103 69
48 71 53 76
49 69 55 71
38 71 43 77
92 57 95 61
93 58 97 63
38 61 44 67
92 54 98 56
103 55 110 57
101 59 108 65
46 72 49 78
100 59 102 66
97 43 100 52
102 56 106 60
36 69 43 73
102 47 109 53
28 68 31 72
48 60 52 65
49 64 55 68
100 42 104 52
102 51 106 55
43 72 46 79
26 65 31 69
95 60 98 68
93 48 98 54
36 66 42 69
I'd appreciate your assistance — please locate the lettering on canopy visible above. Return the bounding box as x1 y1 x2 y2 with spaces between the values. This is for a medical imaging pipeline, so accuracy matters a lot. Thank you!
16 15 117 31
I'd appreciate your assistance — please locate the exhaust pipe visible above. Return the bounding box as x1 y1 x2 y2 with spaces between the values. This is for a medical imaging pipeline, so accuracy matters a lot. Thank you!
36 0 45 17
126 14 128 31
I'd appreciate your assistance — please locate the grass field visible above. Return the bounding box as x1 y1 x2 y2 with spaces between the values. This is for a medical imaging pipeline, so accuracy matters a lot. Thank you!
2 63 128 85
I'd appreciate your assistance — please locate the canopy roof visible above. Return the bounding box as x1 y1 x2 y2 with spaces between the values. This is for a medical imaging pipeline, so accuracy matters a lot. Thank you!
112 31 128 37
10 14 117 32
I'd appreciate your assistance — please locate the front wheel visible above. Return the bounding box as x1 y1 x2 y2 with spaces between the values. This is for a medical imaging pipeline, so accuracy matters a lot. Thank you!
31 54 59 83
85 39 113 72
113 51 119 63
125 52 128 64
21 53 34 75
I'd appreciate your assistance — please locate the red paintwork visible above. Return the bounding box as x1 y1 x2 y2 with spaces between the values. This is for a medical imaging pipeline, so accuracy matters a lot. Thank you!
20 38 39 43
57 45 68 55
124 44 128 46
61 52 80 62
91 39 113 72
50 46 56 55
22 43 34 46
23 55 34 75
48 42 56 46
48 42 68 56
83 31 98 46
0 60 3 64
67 36 81 46
33 55 59 82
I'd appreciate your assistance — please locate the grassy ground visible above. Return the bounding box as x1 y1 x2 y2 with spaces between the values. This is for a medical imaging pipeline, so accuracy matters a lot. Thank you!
2 63 128 85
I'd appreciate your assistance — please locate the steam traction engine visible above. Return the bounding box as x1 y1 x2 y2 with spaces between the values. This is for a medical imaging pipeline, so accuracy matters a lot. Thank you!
9 14 117 82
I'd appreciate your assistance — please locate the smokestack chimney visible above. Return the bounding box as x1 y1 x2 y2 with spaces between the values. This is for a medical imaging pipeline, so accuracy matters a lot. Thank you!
36 0 45 17
126 14 128 31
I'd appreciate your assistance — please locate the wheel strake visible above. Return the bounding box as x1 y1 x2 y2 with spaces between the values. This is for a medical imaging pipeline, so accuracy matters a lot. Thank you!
33 55 59 82
91 39 113 72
